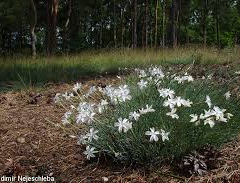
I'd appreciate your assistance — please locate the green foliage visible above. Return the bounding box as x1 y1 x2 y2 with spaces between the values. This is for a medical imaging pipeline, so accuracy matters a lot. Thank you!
0 48 239 86
1 0 240 55
91 75 240 164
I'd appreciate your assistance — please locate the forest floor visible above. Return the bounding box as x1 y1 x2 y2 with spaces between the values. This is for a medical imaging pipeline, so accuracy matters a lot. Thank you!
1 64 240 183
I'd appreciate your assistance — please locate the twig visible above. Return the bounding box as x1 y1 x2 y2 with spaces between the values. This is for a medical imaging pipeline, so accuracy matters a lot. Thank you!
156 171 186 181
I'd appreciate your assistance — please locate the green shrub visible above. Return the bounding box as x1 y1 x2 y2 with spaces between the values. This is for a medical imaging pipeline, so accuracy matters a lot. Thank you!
56 67 240 164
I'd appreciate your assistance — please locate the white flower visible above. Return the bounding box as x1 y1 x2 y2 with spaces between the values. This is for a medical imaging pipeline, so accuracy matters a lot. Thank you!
100 99 108 106
103 85 132 104
205 95 212 108
139 108 148 114
139 105 155 114
163 96 192 109
181 99 193 107
227 113 233 119
174 97 184 107
97 105 104 114
62 92 73 100
207 74 213 80
53 93 61 103
61 111 72 124
114 118 132 133
137 80 148 90
163 98 176 109
73 82 82 93
145 127 160 142
174 74 194 84
77 102 95 112
78 135 88 145
186 75 194 82
166 108 179 119
89 86 97 94
160 129 170 142
158 88 175 99
190 114 200 125
212 106 226 121
83 146 98 160
204 118 215 128
129 111 141 121
76 111 96 124
86 128 99 142
224 91 231 100
200 109 214 119
114 152 122 158
147 76 153 81
190 114 198 123
145 104 155 113
139 70 147 78
98 99 108 114
118 85 132 102
149 67 165 77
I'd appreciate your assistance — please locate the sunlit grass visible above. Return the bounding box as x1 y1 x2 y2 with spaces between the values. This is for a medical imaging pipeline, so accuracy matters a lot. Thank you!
0 47 239 85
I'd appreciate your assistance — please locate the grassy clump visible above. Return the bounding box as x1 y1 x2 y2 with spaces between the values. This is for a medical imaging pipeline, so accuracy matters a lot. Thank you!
1 47 240 85
87 71 240 164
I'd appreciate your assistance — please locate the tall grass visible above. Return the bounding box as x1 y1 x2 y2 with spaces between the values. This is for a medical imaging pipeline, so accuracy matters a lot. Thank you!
0 47 239 85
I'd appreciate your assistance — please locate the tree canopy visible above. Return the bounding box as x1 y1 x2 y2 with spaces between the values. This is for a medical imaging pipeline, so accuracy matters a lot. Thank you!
1 0 240 56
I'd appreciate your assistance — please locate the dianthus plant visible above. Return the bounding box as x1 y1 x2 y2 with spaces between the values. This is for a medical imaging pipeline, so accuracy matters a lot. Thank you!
54 66 240 164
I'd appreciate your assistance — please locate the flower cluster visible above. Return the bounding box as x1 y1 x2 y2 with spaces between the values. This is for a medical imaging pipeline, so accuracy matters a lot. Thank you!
190 95 233 128
145 128 169 142
174 73 194 84
114 104 155 134
102 85 132 104
158 88 192 119
55 66 237 163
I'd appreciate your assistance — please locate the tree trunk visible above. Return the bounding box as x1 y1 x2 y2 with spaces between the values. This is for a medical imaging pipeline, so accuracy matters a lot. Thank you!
150 26 153 48
216 15 220 48
142 13 144 48
132 0 137 48
69 0 80 52
162 0 165 47
63 0 71 52
216 0 220 48
30 0 37 58
131 1 134 48
203 0 207 48
177 0 181 45
46 0 58 56
154 0 158 48
145 0 149 48
100 0 103 48
121 7 124 47
19 20 23 54
113 0 117 48
1 28 6 54
171 0 177 48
